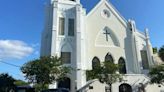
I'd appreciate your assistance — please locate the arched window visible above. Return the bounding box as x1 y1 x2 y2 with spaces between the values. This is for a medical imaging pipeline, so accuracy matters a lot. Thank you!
118 57 127 74
119 83 132 92
105 53 114 63
58 77 71 90
103 27 120 46
61 43 72 64
92 57 101 69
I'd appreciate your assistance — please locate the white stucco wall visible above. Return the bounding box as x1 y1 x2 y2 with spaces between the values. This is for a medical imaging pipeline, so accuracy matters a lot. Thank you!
86 1 127 70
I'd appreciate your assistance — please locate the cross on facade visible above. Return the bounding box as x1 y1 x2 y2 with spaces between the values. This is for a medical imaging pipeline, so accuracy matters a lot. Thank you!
103 29 110 41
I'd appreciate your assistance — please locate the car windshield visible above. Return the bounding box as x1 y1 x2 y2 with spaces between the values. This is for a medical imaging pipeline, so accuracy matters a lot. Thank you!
42 89 69 92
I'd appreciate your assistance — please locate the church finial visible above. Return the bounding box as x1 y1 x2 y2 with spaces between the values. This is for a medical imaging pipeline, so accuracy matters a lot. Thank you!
51 0 57 4
145 28 149 39
128 19 137 33
76 0 80 4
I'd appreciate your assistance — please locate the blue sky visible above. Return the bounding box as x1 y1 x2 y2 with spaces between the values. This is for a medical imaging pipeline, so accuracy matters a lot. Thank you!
0 0 164 80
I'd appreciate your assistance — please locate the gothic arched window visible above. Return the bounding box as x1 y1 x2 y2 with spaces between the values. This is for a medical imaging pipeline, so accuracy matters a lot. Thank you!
105 53 114 63
92 57 101 69
118 57 127 74
61 52 71 64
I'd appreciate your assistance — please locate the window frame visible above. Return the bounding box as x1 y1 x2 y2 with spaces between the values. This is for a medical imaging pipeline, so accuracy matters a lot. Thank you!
61 52 71 64
58 17 65 36
68 18 75 36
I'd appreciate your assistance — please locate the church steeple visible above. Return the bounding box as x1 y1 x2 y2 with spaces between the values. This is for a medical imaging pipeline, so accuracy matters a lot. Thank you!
42 0 86 91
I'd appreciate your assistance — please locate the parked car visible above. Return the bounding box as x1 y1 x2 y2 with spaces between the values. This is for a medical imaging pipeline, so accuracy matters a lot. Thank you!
16 86 35 92
41 88 69 92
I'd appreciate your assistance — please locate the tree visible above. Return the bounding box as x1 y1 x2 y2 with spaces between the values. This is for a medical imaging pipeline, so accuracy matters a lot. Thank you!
149 64 164 85
86 61 122 92
159 45 164 62
14 80 29 86
86 60 101 80
153 47 158 54
0 73 15 92
21 56 71 91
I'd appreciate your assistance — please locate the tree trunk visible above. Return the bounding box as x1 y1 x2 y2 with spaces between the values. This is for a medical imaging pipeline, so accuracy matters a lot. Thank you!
106 83 112 92
41 83 46 91
110 84 112 92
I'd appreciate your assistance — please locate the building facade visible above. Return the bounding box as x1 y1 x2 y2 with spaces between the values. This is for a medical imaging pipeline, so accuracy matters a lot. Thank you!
40 0 163 92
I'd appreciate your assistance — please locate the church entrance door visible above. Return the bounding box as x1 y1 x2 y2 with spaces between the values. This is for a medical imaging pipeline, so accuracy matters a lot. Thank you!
119 83 132 92
58 77 71 90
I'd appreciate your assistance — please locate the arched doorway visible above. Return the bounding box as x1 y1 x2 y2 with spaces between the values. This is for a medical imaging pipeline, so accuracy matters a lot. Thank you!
118 57 127 74
92 57 101 69
58 77 71 90
119 83 132 92
105 53 114 63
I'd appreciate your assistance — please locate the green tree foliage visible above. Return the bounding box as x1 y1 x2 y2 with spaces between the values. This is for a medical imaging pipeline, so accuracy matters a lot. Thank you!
14 80 29 86
21 56 71 91
33 84 48 92
100 62 122 84
149 64 164 84
0 73 15 92
86 60 101 80
159 45 164 62
86 61 122 92
153 47 158 54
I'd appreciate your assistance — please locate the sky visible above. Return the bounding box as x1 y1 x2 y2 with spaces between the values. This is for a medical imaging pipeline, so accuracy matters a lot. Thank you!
0 0 164 80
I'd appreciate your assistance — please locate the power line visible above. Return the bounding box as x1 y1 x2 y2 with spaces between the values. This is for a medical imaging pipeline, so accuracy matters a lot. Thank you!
0 60 21 68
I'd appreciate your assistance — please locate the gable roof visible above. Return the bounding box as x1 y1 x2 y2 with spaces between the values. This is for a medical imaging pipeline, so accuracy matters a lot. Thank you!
85 0 128 27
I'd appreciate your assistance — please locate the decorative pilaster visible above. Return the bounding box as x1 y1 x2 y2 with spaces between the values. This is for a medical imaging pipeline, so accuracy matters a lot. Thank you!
76 3 81 74
51 1 58 56
75 4 86 90
129 20 141 74
145 28 154 67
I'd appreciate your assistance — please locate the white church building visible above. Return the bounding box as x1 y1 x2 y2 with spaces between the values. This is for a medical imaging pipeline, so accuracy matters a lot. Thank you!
41 0 164 92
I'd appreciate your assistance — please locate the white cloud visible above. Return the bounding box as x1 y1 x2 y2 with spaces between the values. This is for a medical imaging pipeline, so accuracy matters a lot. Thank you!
0 39 34 59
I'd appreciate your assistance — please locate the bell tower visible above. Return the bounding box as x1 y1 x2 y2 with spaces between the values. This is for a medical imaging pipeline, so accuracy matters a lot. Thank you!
41 0 87 91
